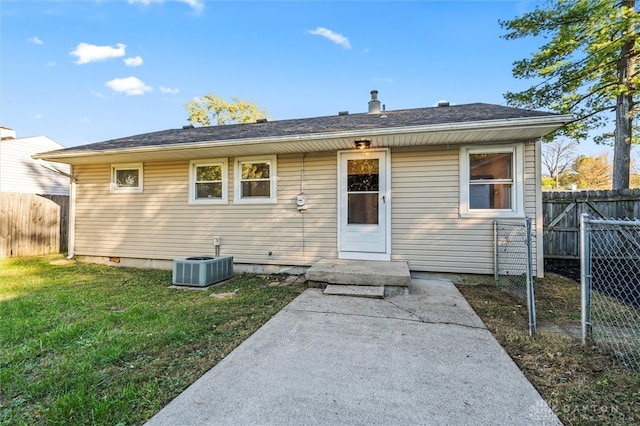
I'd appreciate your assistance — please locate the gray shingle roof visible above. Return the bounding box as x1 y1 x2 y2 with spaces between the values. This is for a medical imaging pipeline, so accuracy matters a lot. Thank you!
51 103 559 154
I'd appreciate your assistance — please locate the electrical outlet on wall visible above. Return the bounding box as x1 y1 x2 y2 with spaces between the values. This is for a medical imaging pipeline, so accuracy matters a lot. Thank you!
213 236 220 246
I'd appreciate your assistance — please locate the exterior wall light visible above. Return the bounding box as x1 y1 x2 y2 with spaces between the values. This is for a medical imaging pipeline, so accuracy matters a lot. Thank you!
354 140 371 150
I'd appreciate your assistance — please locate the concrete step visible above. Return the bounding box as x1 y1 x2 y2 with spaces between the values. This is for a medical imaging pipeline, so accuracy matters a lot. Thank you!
323 285 385 299
306 259 411 287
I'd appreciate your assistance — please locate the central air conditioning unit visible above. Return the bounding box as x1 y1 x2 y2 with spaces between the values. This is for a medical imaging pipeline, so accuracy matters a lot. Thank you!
172 256 234 287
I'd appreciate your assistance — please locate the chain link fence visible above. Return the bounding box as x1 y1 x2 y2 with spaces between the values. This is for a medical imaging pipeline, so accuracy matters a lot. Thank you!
494 217 536 336
581 215 640 369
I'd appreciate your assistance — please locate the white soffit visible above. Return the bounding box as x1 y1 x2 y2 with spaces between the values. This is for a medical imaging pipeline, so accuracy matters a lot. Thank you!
35 115 570 165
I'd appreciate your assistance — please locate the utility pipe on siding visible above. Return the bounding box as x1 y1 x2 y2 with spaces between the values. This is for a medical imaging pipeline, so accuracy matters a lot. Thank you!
300 153 307 264
66 166 77 259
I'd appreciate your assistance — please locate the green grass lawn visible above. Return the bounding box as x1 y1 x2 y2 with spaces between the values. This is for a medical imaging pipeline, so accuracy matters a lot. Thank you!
0 255 304 425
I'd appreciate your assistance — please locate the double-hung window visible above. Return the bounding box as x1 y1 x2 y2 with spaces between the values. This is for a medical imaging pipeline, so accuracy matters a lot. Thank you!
111 163 143 193
189 159 228 204
459 145 524 218
234 156 277 204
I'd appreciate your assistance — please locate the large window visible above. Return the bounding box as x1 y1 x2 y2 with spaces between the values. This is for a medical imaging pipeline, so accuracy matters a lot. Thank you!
189 159 228 204
459 145 524 218
111 163 143 193
234 156 277 204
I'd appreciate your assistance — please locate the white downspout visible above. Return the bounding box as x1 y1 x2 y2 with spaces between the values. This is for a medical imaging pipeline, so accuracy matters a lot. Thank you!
67 165 77 259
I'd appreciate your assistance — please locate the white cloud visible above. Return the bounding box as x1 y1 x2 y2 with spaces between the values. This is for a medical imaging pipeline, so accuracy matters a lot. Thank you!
307 27 351 49
90 89 108 99
128 0 162 6
47 60 57 67
27 36 43 45
71 42 126 64
159 86 179 94
35 113 43 119
124 56 144 67
128 0 203 11
106 77 153 96
180 0 204 11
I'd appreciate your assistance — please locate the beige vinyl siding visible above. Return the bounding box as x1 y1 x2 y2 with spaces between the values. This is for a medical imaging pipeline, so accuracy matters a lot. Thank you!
73 154 337 266
73 141 540 275
390 142 539 275
524 141 540 273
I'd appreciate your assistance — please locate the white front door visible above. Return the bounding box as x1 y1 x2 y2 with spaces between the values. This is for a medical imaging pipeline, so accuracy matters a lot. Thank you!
338 150 390 260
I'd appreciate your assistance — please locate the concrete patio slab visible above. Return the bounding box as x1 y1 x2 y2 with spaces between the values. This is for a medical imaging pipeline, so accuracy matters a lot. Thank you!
146 278 560 426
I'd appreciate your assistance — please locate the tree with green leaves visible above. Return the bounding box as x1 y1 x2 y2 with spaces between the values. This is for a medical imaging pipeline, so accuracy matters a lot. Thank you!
500 0 639 189
185 94 268 126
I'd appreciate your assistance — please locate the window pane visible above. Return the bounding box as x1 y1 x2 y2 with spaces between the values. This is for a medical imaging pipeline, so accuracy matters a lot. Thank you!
348 193 379 224
470 184 512 209
241 181 270 197
196 165 222 181
347 159 379 192
241 162 270 180
116 169 139 187
470 153 512 180
196 182 222 199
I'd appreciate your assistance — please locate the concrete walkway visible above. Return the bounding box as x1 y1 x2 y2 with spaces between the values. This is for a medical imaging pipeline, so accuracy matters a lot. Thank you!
146 279 560 425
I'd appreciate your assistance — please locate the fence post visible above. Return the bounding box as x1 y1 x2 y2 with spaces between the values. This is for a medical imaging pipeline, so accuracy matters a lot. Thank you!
525 216 536 336
580 213 591 344
494 220 499 286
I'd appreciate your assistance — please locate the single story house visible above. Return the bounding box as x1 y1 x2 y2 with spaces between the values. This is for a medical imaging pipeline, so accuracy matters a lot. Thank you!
35 91 570 277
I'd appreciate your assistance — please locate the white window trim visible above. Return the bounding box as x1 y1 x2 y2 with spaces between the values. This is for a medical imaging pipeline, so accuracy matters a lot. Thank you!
189 159 228 205
234 155 277 204
459 145 524 218
110 163 143 193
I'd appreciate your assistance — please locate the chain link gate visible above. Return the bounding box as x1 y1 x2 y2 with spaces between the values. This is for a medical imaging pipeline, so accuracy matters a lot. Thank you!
580 214 640 369
494 217 536 336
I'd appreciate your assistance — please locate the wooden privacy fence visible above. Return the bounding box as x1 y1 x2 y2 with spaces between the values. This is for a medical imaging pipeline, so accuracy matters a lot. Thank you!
543 189 640 260
0 192 69 258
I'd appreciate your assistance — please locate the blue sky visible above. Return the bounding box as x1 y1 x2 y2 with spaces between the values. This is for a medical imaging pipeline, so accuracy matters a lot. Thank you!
0 0 612 157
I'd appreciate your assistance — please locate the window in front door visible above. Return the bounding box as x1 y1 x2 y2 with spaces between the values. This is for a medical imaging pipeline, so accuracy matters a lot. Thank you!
347 159 379 225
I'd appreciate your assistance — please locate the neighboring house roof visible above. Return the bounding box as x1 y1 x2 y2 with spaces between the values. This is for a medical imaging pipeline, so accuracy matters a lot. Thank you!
35 102 571 165
1 126 16 140
1 136 70 195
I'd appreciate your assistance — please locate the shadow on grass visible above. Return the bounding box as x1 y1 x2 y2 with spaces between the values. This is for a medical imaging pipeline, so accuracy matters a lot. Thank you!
0 255 304 425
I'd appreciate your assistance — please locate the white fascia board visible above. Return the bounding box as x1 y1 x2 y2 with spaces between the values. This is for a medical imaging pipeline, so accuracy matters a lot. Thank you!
34 114 572 163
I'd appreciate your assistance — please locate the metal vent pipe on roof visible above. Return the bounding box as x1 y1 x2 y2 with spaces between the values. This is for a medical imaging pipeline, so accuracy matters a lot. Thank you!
368 90 381 114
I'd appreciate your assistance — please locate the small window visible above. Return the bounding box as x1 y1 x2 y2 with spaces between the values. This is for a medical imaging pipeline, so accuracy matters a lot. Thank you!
111 163 143 193
460 146 523 218
234 156 277 204
189 159 228 204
